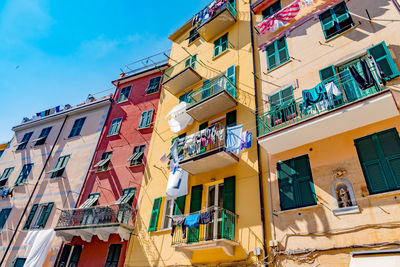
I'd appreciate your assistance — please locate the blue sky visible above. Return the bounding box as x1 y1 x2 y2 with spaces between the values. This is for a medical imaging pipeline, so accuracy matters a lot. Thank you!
0 0 210 143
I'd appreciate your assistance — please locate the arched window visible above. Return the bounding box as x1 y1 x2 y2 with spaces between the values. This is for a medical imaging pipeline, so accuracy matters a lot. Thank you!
331 179 359 215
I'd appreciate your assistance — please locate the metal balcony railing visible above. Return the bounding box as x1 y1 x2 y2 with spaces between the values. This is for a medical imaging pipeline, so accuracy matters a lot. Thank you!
184 75 237 109
177 122 227 162
56 204 135 229
163 56 201 85
257 65 386 137
171 206 236 246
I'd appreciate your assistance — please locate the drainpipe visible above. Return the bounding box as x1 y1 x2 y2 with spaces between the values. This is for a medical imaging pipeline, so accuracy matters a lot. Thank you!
0 115 69 266
248 0 268 265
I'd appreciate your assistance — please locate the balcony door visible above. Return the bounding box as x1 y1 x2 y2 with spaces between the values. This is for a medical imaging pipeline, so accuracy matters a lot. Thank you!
205 183 224 240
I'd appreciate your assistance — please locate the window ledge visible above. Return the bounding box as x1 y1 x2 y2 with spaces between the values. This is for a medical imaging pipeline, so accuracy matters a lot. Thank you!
362 189 400 200
332 206 360 216
154 228 172 234
212 49 230 61
145 91 160 96
266 59 292 73
324 25 357 43
117 99 129 104
129 163 143 168
66 135 82 140
96 168 111 173
138 125 152 130
276 204 321 214
107 133 120 137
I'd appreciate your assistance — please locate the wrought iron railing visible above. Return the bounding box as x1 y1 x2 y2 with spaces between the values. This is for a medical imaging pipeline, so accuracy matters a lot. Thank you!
177 122 227 162
55 204 135 228
185 75 236 108
258 66 386 137
198 0 237 28
171 206 236 246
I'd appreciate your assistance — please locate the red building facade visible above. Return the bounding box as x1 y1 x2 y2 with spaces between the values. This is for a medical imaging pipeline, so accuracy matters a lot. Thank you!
54 63 168 267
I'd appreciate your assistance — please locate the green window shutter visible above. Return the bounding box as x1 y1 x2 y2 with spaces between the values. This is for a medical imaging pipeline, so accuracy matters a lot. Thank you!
139 111 152 129
277 161 297 210
174 196 186 215
214 38 221 57
319 65 339 85
69 118 86 138
221 33 229 52
201 79 211 99
319 9 335 32
108 118 122 136
262 0 281 19
277 37 289 65
355 135 390 194
188 185 202 243
0 208 12 230
226 65 236 98
38 202 54 229
377 129 400 188
148 197 162 232
226 110 237 127
146 110 153 127
23 204 38 230
367 41 400 81
223 176 235 212
266 42 277 70
11 258 26 267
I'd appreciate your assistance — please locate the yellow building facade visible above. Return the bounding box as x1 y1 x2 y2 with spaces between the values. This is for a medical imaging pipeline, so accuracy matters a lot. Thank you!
253 0 400 266
124 0 266 266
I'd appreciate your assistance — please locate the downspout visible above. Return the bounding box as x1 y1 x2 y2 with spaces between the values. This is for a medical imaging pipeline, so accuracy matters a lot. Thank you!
0 115 69 266
249 0 268 265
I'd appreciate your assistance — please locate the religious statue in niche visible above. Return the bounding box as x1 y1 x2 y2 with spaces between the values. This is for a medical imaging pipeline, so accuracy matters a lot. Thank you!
335 183 353 208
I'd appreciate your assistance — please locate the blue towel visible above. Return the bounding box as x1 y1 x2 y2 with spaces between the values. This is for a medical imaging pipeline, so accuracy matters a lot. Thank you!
302 83 326 107
245 132 252 149
226 125 243 152
184 214 200 227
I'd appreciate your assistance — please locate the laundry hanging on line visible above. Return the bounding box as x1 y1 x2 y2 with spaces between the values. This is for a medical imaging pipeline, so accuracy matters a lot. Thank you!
171 209 215 238
348 59 376 90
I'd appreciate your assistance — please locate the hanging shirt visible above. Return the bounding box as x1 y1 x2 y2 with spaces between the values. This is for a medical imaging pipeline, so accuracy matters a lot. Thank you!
171 216 187 239
184 214 200 227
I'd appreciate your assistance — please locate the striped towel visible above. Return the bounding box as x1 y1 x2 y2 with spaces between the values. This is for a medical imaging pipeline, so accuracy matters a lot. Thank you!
258 0 301 34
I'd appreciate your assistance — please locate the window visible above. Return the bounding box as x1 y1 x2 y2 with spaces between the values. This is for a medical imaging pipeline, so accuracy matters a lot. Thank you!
11 258 26 267
266 36 289 71
94 152 112 172
49 155 70 179
23 202 54 230
105 244 122 267
319 1 354 40
108 118 123 136
116 187 136 206
0 167 14 187
0 208 12 231
57 245 82 267
146 76 161 95
138 110 154 129
367 41 400 81
79 193 100 208
161 198 175 230
277 155 317 211
15 163 34 186
128 145 145 166
16 132 33 150
118 86 132 103
34 127 52 146
355 128 400 195
185 55 197 69
149 196 185 232
262 0 281 19
68 117 86 138
269 86 294 109
213 33 229 57
179 90 193 103
0 150 4 159
188 28 200 44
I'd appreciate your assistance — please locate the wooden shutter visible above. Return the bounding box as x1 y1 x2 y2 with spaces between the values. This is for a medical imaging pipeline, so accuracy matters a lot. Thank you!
221 33 229 52
367 41 400 81
38 202 54 229
319 8 335 33
223 176 235 212
23 204 38 230
277 37 289 65
174 196 186 215
226 65 236 97
188 185 202 243
201 79 211 99
148 197 162 232
266 42 277 70
293 155 317 207
226 110 237 127
214 38 221 57
146 110 153 127
277 161 297 210
377 129 400 189
319 65 339 86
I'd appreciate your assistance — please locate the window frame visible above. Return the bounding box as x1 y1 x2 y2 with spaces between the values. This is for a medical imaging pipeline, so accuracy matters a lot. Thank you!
145 76 162 95
50 155 71 179
319 1 354 40
188 28 200 45
117 86 132 103
16 132 34 151
24 202 54 230
213 33 229 58
104 244 122 267
34 127 52 146
0 167 14 187
129 145 146 167
96 152 112 172
68 117 86 138
0 208 12 231
161 197 176 230
266 36 290 71
262 0 281 19
108 117 123 136
15 163 34 186
138 110 154 129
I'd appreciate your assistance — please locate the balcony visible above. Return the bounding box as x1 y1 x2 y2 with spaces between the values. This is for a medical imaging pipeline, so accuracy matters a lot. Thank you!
54 204 135 243
171 207 238 259
196 0 237 42
162 56 202 95
257 67 399 154
177 123 239 175
185 75 237 121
